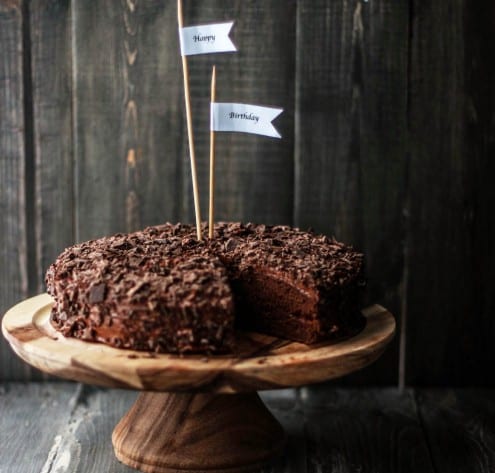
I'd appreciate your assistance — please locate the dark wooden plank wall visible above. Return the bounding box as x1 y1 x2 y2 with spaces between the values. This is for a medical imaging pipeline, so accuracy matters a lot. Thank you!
1 0 494 385
73 1 184 240
406 0 495 386
184 0 296 225
295 0 408 385
0 0 38 380
31 0 73 293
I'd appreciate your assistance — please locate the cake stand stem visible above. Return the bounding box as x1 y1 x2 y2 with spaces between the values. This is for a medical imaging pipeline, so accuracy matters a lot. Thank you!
112 391 286 473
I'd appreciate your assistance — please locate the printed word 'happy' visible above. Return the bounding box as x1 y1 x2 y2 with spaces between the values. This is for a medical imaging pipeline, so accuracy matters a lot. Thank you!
193 34 215 43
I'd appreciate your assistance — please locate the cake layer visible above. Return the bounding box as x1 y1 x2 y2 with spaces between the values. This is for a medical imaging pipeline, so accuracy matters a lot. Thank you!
209 223 365 343
46 222 365 353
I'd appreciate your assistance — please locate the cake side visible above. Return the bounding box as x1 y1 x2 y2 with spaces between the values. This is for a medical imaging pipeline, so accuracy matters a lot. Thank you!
46 226 235 353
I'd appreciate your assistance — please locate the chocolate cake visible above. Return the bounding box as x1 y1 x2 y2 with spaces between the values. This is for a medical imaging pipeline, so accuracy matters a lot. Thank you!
46 223 365 354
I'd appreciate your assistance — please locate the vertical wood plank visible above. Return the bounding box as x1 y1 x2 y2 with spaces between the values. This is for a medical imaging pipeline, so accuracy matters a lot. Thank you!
0 0 34 381
73 1 184 241
182 0 296 225
406 1 495 385
31 0 73 288
295 0 409 384
465 2 495 386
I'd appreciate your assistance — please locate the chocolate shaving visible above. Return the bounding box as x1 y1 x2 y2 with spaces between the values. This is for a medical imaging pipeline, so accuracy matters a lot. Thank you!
88 283 106 304
46 222 365 354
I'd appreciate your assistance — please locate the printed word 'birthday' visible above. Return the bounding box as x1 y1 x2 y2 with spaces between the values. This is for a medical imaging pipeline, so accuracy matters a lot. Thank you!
229 112 260 124
211 102 283 138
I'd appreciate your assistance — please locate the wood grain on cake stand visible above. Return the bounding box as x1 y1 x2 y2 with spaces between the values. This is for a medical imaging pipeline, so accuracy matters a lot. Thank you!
2 294 395 473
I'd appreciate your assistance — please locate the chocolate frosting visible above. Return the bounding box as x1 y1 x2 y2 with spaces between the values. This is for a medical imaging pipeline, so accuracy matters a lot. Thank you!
46 222 365 353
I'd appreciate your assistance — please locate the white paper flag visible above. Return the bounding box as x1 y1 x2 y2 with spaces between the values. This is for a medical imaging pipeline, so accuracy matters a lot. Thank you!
179 22 237 56
211 103 283 139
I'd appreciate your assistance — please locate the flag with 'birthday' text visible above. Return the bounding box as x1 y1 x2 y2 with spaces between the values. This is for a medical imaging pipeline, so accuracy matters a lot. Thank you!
211 103 283 139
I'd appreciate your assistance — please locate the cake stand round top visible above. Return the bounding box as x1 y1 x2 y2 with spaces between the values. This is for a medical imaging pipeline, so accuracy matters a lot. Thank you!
2 294 395 393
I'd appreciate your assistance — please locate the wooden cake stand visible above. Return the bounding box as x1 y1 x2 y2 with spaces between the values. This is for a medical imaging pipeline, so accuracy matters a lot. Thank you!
2 294 395 473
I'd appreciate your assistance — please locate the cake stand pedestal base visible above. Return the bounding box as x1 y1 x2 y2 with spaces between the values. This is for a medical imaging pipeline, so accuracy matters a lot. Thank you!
112 391 286 473
3 295 396 473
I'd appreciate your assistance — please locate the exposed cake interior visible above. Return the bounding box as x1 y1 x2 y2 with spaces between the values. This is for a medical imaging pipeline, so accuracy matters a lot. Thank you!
229 268 319 342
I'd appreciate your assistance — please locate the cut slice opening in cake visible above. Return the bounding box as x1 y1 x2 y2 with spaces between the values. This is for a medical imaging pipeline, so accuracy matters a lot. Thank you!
231 268 333 344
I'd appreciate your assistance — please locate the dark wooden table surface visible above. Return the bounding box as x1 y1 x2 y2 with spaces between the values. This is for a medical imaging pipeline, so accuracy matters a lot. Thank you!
1 383 494 473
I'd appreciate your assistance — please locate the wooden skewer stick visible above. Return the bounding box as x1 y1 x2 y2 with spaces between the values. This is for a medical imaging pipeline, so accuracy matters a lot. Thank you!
178 0 202 240
209 66 217 239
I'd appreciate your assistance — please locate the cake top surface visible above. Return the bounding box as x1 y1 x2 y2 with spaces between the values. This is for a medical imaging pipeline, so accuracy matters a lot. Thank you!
47 222 364 306
46 228 233 314
141 222 363 289
211 222 363 288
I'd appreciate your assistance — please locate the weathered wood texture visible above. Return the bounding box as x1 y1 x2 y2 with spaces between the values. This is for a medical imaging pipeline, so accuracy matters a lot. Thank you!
0 383 78 473
72 2 186 241
183 0 296 225
406 0 495 385
7 384 495 473
0 383 301 473
31 0 73 291
294 0 409 385
416 390 495 473
0 0 38 381
0 383 138 473
72 0 296 243
1 0 495 386
300 386 435 473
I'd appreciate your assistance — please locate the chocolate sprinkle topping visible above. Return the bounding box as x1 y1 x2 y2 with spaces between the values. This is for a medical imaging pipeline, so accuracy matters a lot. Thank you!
46 222 365 354
89 283 106 304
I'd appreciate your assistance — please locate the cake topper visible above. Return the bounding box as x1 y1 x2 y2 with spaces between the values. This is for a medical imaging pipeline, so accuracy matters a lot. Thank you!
208 67 283 238
178 1 283 241
179 21 236 56
209 65 217 240
177 0 237 241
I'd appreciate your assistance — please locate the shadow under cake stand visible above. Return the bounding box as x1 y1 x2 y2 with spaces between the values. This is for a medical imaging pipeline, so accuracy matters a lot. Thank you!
2 294 395 473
